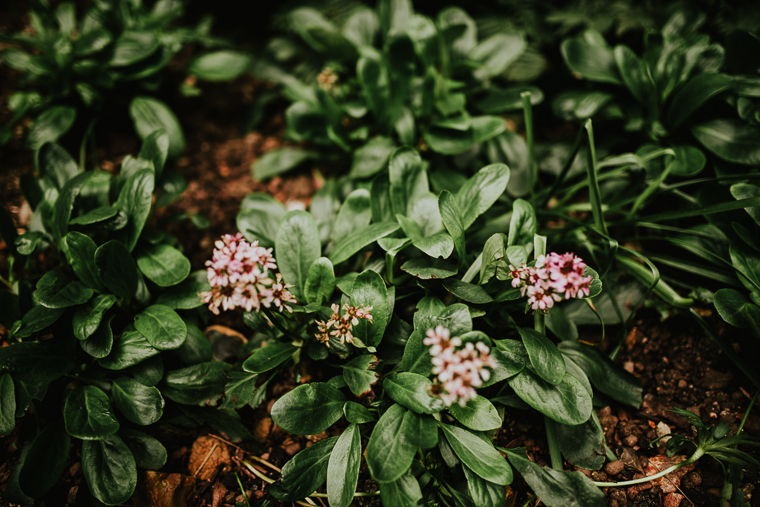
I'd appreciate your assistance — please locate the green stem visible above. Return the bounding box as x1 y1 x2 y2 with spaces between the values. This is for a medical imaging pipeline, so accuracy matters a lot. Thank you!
583 119 608 239
590 409 618 462
737 390 759 436
544 417 564 471
309 492 380 498
540 127 585 208
234 471 252 507
262 307 298 341
79 119 96 173
594 449 705 487
521 494 537 507
522 91 537 194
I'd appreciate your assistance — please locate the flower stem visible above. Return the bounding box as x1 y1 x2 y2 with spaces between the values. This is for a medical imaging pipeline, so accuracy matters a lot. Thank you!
522 91 537 194
593 449 705 487
262 307 298 341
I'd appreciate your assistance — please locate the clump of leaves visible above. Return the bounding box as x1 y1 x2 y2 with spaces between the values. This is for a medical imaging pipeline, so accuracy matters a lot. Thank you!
0 132 254 506
0 0 250 156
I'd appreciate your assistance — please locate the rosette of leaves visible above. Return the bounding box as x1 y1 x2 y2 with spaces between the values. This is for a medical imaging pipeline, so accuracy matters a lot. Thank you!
248 0 545 185
0 0 250 157
0 132 251 506
231 147 641 506
558 7 760 173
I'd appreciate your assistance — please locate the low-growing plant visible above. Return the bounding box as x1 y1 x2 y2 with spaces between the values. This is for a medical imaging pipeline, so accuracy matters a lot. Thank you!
0 131 254 506
0 0 250 156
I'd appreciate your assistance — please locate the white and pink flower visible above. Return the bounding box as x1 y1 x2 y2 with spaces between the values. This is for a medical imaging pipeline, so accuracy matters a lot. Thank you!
315 303 374 346
509 252 592 312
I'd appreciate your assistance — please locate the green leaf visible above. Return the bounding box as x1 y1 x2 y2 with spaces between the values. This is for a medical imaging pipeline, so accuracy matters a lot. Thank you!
276 210 321 300
64 385 120 439
508 199 536 249
462 464 506 507
156 274 209 310
731 183 760 226
39 142 77 190
136 244 191 287
99 329 160 370
401 258 457 279
82 435 137 505
457 164 510 230
129 355 164 387
444 279 493 304
561 30 622 84
714 288 760 334
350 270 388 347
412 233 454 258
220 370 258 410
0 374 15 437
253 147 315 181
475 86 543 113
27 106 76 149
666 73 732 129
69 206 119 226
402 410 438 449
161 362 231 405
439 190 466 261
449 396 502 431
19 422 70 498
334 189 371 244
731 240 760 292
389 147 429 217
505 448 605 507
692 119 760 165
112 377 164 426
556 418 605 471
62 232 105 291
188 50 250 81
350 137 396 178
384 372 445 414
518 327 566 385
613 45 652 105
329 221 400 265
271 383 346 435
270 437 337 501
379 470 423 507
553 90 614 121
670 145 706 177
304 257 335 306
113 168 155 252
173 322 212 366
33 271 93 309
340 355 378 397
243 343 298 373
138 130 169 181
134 305 187 350
129 96 184 158
508 369 592 425
327 424 361 507
81 314 115 359
471 32 526 79
120 429 167 470
52 171 94 241
344 401 375 424
400 303 472 375
439 423 512 485
110 30 158 66
366 404 416 482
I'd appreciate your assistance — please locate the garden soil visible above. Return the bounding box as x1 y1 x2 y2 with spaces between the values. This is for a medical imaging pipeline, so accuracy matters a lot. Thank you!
1 29 760 507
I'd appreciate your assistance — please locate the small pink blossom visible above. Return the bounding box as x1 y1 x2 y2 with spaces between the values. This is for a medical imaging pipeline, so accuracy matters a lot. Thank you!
315 303 373 346
509 252 592 312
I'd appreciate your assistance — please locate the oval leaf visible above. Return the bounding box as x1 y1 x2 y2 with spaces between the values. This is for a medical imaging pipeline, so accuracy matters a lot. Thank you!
133 305 187 350
327 424 362 507
129 96 185 158
82 435 137 505
439 423 512 485
366 404 416 482
271 383 346 435
112 377 165 426
136 244 191 287
243 343 298 373
64 385 120 440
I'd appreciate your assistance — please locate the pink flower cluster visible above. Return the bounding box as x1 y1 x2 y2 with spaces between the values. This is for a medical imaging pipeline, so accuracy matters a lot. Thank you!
315 304 373 346
423 326 494 407
509 252 592 312
200 233 296 315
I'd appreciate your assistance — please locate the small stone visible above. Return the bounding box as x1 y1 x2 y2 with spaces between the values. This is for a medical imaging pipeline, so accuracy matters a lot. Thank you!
677 380 688 389
702 370 732 390
623 361 634 373
605 460 625 476
624 434 639 447
664 493 684 507
656 421 672 444
682 471 702 488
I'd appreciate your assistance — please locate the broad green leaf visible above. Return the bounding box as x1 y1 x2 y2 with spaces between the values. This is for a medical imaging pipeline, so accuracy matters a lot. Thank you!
556 418 605 471
161 362 231 405
481 233 507 284
52 171 94 241
271 383 346 435
27 106 76 150
508 369 592 425
344 401 375 424
508 199 536 249
174 322 213 366
389 147 429 217
14 305 65 338
110 31 158 66
270 437 337 501
448 395 502 431
343 7 379 47
334 189 371 244
439 423 512 485
403 410 438 448
63 232 107 292
113 168 155 252
81 314 115 359
731 240 760 292
439 190 465 261
134 305 187 350
561 30 622 84
19 422 70 498
714 288 760 334
82 435 137 505
0 341 73 385
456 164 510 229
472 116 507 144
462 464 506 507
341 355 378 396
357 53 387 122
33 271 93 308
350 137 396 179
475 86 543 113
138 130 169 181
69 206 119 226
731 183 760 225
327 424 361 507
188 50 250 81
0 374 15 437
670 145 706 177
384 372 445 414
276 210 321 300
38 142 77 190
156 274 209 310
136 244 190 287
120 428 167 470
220 370 258 410
666 73 732 129
329 221 400 265
613 45 652 105
400 258 457 279
129 96 184 158
243 343 298 373
379 470 423 507
350 269 388 347
518 327 566 385
444 279 494 304
470 32 526 79
400 303 472 375
99 329 160 370
413 233 454 258
64 385 119 439
553 90 613 120
253 147 315 181
112 377 164 426
129 355 164 387
304 257 335 306
366 404 416 482
505 448 605 507
693 119 760 165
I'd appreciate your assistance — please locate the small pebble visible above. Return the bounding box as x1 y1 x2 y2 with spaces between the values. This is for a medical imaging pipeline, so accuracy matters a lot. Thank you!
605 460 625 476
682 471 702 488
677 380 688 388
624 435 639 447
664 492 684 507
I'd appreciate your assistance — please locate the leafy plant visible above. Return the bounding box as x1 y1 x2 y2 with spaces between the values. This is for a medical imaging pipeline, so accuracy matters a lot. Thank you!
0 0 250 156
0 133 252 506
